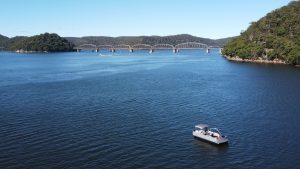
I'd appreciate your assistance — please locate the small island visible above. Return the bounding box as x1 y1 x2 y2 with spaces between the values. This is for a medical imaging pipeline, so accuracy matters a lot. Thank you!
222 1 300 66
11 33 74 53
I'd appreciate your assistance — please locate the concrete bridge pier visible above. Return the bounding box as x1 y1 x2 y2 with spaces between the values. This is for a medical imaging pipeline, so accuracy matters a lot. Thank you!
173 48 178 53
206 48 211 53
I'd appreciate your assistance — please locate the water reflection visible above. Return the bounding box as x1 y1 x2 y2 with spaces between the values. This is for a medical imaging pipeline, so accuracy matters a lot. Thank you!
192 138 229 154
1 50 300 168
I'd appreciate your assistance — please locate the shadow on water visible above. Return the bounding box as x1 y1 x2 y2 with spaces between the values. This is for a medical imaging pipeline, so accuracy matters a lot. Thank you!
192 138 229 154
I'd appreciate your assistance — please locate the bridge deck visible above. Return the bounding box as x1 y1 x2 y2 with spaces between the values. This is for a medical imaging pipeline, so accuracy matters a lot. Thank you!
75 42 219 53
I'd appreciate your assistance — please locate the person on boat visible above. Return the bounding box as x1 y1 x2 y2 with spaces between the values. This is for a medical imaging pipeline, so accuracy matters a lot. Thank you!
204 127 208 135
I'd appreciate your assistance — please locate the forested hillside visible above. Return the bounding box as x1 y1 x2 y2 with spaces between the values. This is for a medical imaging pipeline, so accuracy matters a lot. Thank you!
8 33 74 52
222 1 300 65
66 34 232 47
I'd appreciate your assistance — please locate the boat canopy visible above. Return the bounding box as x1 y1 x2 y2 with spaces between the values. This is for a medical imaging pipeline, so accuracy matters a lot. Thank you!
195 124 209 129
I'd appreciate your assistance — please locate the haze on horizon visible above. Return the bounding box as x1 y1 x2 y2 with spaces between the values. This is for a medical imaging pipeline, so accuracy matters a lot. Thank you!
0 0 292 39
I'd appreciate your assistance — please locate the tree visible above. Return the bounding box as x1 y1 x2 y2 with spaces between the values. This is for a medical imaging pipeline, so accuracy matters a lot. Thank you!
223 1 300 65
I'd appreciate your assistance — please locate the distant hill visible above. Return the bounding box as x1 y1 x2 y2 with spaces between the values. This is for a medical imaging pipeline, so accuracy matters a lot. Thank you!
0 34 9 41
65 34 233 47
214 37 236 47
0 34 10 49
2 33 74 52
223 1 300 65
0 33 233 52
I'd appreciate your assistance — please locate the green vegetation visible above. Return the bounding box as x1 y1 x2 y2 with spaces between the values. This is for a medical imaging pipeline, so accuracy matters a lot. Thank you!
1 33 233 52
223 1 300 65
11 33 74 52
0 33 74 52
0 34 10 49
66 34 233 47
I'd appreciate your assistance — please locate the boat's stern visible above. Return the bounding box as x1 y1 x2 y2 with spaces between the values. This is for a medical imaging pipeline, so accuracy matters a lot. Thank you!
216 136 229 144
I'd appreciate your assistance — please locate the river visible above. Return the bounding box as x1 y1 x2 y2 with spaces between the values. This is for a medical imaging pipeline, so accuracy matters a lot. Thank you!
0 49 300 168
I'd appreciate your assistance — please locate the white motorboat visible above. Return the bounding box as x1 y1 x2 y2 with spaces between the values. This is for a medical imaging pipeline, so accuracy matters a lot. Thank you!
193 124 228 145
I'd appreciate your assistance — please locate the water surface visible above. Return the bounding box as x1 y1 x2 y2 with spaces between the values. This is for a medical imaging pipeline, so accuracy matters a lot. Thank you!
0 49 300 168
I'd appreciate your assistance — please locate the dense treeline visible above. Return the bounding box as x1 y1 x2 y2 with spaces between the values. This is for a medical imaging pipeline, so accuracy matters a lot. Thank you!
0 33 74 52
0 33 233 52
0 34 10 49
223 1 300 65
66 34 233 47
12 33 74 52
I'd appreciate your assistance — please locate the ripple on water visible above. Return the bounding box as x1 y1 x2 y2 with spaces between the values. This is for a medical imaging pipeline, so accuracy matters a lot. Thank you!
1 51 300 168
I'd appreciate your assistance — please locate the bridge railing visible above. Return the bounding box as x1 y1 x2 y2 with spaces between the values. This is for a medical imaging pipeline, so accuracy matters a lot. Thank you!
153 44 174 49
114 44 131 49
75 42 216 53
132 44 152 50
98 45 113 49
175 42 208 49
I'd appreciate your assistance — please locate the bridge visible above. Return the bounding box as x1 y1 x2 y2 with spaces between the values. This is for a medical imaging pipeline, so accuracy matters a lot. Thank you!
75 42 218 53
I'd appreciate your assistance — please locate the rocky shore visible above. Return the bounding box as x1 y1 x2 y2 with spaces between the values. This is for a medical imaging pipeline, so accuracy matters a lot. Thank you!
16 49 49 53
223 55 287 65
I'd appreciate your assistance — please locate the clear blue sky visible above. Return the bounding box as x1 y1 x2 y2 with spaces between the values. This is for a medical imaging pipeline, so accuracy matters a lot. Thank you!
0 0 292 39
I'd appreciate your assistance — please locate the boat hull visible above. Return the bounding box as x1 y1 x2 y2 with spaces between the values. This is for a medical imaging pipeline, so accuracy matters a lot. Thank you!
193 131 228 145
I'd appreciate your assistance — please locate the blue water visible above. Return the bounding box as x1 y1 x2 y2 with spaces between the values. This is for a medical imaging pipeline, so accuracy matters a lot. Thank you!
0 49 300 168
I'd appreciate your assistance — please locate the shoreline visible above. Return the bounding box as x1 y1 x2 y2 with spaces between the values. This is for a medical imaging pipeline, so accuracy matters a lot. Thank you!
15 50 75 53
16 50 49 53
223 55 287 65
223 55 300 68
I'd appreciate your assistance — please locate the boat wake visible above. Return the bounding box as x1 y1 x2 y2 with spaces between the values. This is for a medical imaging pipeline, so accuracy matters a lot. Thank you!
99 53 113 57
